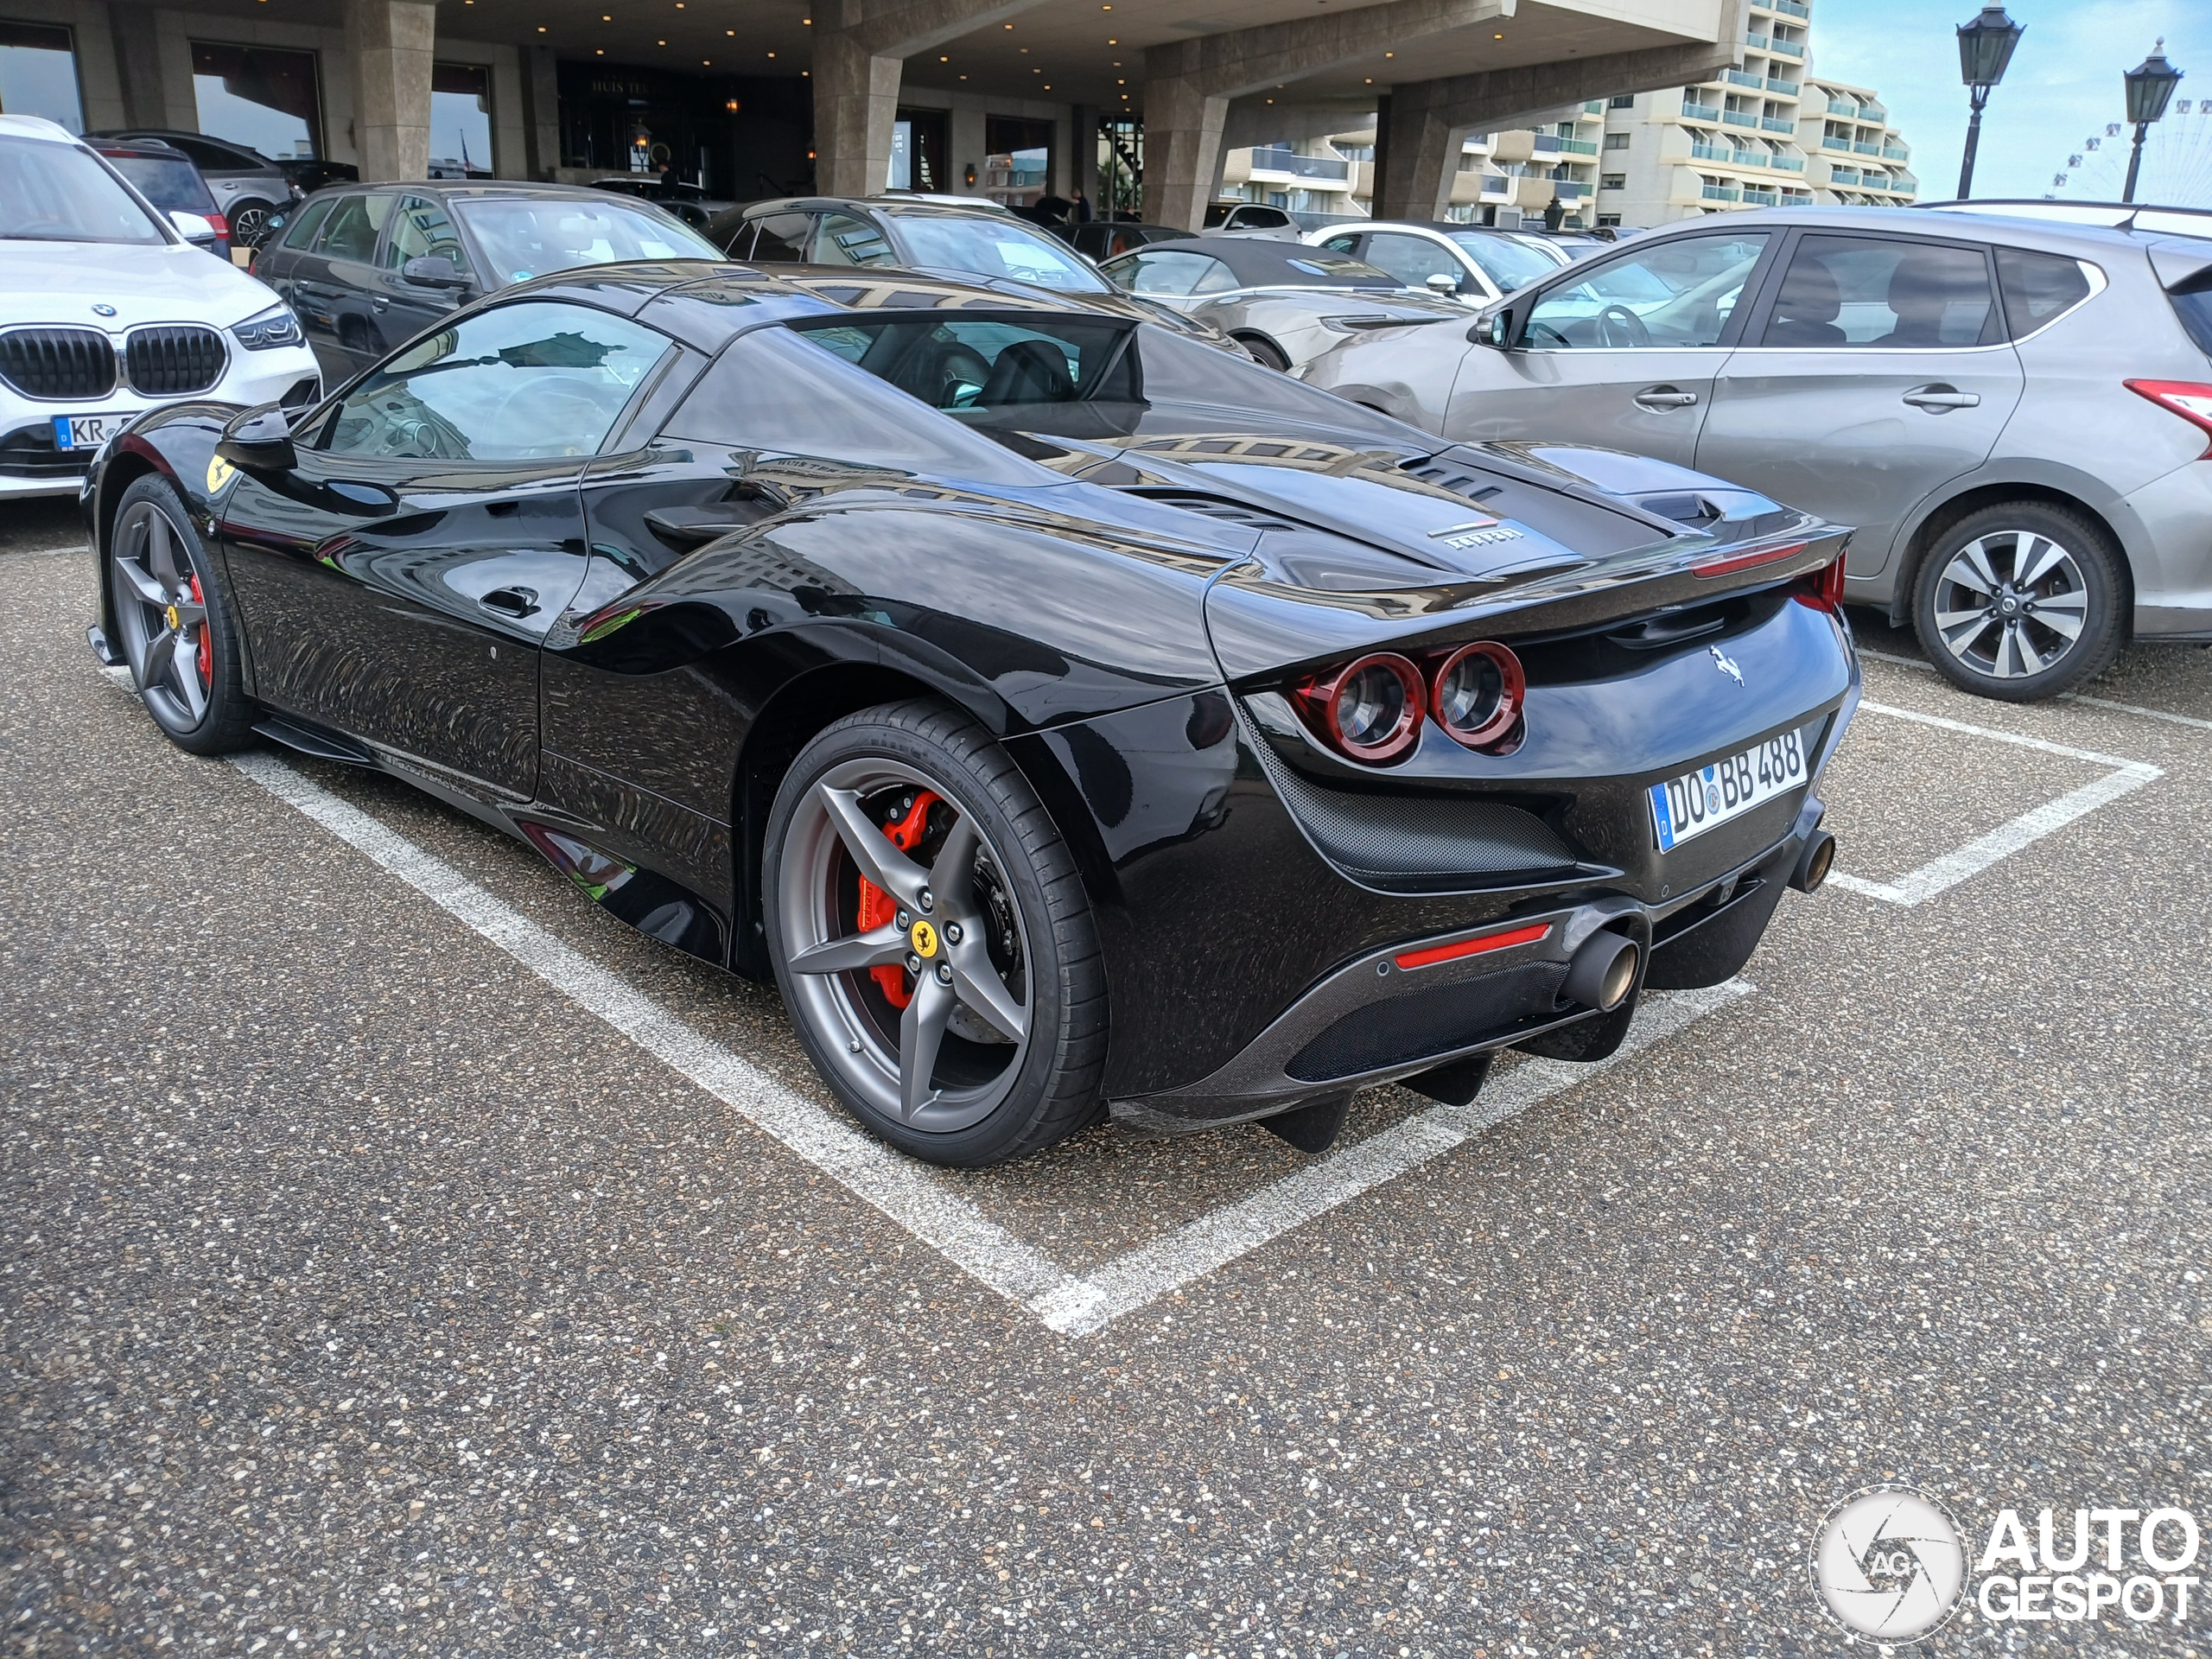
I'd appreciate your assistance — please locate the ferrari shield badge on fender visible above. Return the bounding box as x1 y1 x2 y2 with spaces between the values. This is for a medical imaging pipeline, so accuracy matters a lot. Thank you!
207 454 236 493
1710 645 1745 687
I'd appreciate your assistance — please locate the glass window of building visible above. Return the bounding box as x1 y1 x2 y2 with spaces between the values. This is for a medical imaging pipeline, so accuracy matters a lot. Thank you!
430 62 493 178
192 41 321 159
0 21 84 132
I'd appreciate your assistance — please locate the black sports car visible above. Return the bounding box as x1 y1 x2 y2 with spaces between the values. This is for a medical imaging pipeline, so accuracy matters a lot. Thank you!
84 261 1858 1167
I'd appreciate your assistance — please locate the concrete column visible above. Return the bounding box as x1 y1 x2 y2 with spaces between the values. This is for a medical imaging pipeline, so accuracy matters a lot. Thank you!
110 3 171 130
1069 103 1097 207
346 0 435 183
813 29 902 197
1376 93 1472 220
1141 61 1228 232
521 42 561 180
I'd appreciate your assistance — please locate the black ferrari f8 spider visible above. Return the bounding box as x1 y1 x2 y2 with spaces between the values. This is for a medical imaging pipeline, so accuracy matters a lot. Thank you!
85 260 1858 1166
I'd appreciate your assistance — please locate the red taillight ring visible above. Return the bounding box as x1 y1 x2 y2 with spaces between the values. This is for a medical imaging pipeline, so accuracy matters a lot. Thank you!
1296 651 1425 762
1430 640 1525 749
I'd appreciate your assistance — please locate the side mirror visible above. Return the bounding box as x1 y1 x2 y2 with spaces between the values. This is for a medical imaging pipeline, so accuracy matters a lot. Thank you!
215 403 296 474
1425 271 1461 295
168 209 215 242
1471 307 1518 348
402 254 473 290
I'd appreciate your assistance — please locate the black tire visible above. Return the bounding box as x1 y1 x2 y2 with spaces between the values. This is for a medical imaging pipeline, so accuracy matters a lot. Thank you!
229 199 277 248
1911 502 2126 702
1238 335 1292 372
762 698 1108 1166
107 474 256 754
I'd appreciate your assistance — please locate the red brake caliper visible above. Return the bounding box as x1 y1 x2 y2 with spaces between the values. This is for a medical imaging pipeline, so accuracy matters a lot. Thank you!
189 574 212 686
855 791 939 1009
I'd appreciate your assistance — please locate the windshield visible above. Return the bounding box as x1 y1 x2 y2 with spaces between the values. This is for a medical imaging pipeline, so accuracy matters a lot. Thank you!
885 213 1111 293
101 153 216 215
1 137 167 245
1447 232 1559 294
453 197 723 283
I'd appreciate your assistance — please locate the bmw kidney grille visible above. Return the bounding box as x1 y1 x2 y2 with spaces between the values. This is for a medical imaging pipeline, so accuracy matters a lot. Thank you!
0 327 118 400
124 326 227 397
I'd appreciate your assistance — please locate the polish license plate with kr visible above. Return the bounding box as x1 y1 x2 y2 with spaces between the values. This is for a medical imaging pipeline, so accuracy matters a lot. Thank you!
52 412 132 451
1649 727 1808 852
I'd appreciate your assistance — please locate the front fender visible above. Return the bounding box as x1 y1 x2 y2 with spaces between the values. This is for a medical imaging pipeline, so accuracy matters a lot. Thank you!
87 401 243 656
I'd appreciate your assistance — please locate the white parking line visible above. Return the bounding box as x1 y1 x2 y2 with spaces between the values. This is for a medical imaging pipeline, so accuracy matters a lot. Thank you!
1829 701 2164 907
213 744 1750 1338
1857 646 2212 734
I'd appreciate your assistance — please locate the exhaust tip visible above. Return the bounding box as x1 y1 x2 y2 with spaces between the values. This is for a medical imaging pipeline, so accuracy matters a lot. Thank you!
1564 931 1639 1013
1791 830 1837 894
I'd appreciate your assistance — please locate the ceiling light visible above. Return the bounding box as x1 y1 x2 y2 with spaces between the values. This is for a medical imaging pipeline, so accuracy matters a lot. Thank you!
658 39 665 46
1043 83 1051 88
1107 36 1117 43
595 47 604 54
1004 21 1013 26
940 54 949 60
1385 50 1394 57
765 49 773 56
537 23 546 29
1363 77 1371 83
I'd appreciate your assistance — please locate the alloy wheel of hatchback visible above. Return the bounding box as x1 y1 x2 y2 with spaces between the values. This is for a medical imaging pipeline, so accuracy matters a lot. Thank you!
229 200 275 247
1913 503 2125 702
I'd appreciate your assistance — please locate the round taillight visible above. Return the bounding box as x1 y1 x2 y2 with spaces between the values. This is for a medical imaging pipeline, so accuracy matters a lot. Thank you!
1431 641 1524 749
1302 652 1424 762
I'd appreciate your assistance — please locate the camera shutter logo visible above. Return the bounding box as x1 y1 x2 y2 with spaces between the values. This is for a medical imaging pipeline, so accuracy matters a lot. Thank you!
1811 1484 1968 1640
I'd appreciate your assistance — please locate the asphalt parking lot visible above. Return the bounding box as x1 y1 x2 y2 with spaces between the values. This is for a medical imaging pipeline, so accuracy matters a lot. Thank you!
5 493 2211 1656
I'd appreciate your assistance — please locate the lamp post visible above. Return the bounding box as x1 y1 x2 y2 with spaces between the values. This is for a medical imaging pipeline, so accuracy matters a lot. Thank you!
1955 5 2024 200
2121 40 2184 204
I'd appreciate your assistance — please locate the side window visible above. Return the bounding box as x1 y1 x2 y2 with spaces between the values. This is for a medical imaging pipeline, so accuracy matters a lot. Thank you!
280 196 333 250
1994 247 2094 338
1109 250 1228 296
811 212 895 266
1758 235 1998 349
321 301 674 462
741 212 810 263
1524 232 1769 349
383 195 469 273
314 194 392 262
1236 207 1290 229
1364 232 1460 289
171 136 242 171
1319 232 1362 256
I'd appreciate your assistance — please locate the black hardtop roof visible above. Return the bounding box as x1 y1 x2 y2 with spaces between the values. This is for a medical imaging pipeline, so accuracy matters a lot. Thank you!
1109 236 1400 287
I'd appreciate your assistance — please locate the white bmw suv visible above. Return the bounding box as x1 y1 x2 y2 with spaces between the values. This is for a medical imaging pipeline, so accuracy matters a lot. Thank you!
0 114 318 499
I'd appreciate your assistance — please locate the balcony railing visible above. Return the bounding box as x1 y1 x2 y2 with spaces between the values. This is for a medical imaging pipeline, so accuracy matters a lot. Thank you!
1767 77 1800 95
1480 175 1512 198
1761 116 1796 132
1882 145 1911 161
1853 139 1879 155
1828 168 1859 185
1823 137 1856 152
1767 37 1804 58
1248 148 1351 180
1554 182 1587 200
1745 31 1770 48
1702 184 1742 201
1768 0 1810 16
1722 110 1758 129
1681 101 1721 121
1858 101 1886 118
1559 137 1599 156
1584 100 1606 115
1772 154 1806 171
1532 134 1561 153
1725 68 1764 88
1744 188 1779 205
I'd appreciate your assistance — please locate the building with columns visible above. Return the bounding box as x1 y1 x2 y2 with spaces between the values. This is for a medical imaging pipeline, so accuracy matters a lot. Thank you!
0 0 1755 232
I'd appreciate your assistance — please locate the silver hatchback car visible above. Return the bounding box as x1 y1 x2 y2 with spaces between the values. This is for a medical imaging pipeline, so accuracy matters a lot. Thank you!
1305 206 2212 701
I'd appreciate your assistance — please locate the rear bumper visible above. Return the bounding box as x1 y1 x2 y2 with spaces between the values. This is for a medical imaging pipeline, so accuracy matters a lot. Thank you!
2118 458 2212 639
1107 806 1819 1132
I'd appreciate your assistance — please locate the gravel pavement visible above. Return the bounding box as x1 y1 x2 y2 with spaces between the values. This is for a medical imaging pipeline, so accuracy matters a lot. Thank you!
5 517 2210 1657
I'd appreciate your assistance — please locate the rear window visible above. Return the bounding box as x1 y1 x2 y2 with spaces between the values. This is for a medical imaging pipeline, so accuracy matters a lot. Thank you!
1994 247 2094 338
454 196 721 283
2171 276 2212 358
101 152 215 214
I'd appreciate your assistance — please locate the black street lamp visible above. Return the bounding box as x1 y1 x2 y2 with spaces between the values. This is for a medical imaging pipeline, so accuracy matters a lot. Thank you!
1955 5 2024 200
2121 40 2184 204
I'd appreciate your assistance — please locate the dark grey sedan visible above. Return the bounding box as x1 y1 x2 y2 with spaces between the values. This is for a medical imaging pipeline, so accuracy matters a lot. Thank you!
252 181 723 385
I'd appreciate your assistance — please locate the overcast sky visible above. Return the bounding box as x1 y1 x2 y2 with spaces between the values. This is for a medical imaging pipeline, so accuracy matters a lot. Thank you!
1809 0 2212 204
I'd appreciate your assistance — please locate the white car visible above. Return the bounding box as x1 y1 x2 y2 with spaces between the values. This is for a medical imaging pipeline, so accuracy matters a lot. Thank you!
1301 220 1567 307
0 114 319 499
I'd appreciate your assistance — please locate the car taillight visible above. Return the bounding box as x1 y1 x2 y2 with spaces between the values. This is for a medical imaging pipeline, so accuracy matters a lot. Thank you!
1691 540 1806 579
205 212 229 239
1293 652 1425 762
1292 641 1527 764
1796 553 1847 613
1430 640 1524 749
2124 378 2212 459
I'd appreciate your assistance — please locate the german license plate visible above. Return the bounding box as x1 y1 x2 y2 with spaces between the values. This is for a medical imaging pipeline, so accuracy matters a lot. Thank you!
1649 727 1808 851
52 412 131 450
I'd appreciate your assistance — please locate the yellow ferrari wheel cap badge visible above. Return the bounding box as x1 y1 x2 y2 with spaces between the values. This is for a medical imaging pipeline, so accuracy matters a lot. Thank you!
909 919 939 958
164 603 180 630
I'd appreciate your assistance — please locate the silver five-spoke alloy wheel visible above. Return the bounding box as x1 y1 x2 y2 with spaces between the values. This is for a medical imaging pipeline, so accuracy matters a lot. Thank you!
777 758 1033 1133
111 499 213 728
1929 528 2090 682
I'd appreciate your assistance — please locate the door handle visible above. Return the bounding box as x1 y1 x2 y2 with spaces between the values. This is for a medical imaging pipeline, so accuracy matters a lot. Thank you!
1634 385 1700 410
1903 384 1980 411
371 296 389 313
478 586 540 618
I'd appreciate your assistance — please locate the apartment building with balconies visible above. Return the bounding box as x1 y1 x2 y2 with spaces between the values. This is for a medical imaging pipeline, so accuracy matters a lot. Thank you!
1586 0 1912 227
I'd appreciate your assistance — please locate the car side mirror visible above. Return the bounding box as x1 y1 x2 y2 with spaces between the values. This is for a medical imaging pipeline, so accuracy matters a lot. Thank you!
402 254 473 290
1425 272 1461 295
215 403 296 474
168 210 215 242
1471 306 1518 348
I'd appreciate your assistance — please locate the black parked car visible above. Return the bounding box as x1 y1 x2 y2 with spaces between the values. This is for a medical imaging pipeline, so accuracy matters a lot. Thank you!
587 175 741 232
1062 219 1189 260
251 180 725 384
86 263 1856 1166
84 129 296 246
